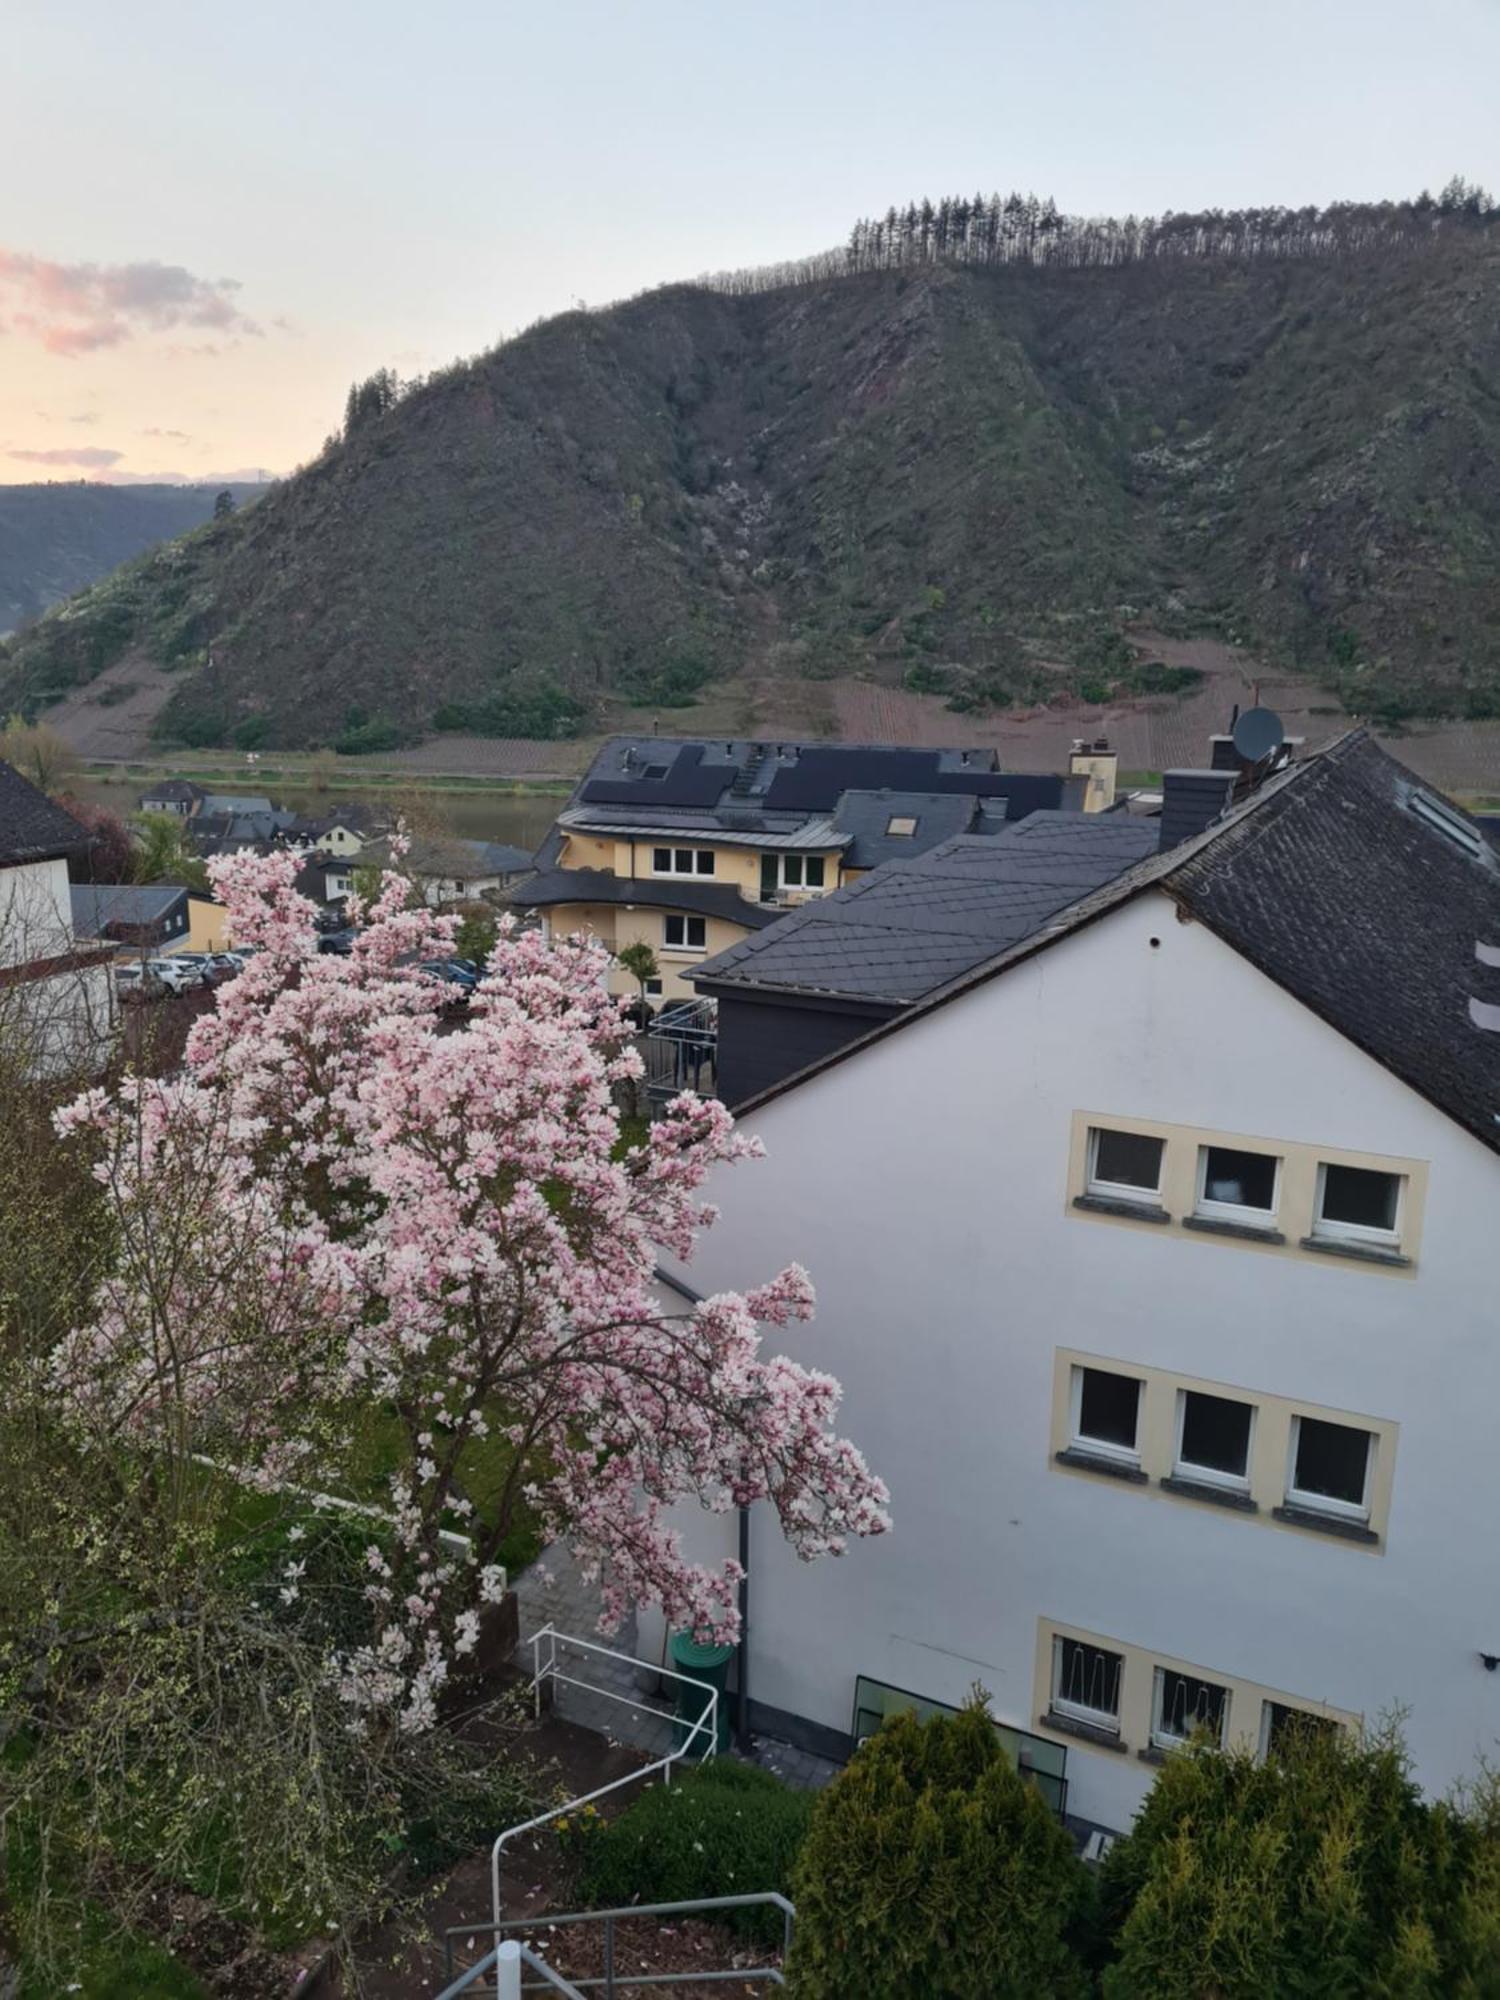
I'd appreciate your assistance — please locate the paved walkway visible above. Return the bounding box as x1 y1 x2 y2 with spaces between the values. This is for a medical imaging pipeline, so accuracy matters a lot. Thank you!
513 1543 842 1791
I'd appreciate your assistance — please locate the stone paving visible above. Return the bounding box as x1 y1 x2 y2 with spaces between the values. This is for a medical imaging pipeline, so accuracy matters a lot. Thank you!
513 1543 842 1792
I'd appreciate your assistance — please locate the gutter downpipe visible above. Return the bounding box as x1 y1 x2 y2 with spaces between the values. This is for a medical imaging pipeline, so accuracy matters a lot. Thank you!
737 1503 752 1753
657 1265 754 1754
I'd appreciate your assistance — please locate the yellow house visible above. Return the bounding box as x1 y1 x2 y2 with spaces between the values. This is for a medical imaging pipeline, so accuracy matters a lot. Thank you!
187 896 233 950
512 736 1090 1003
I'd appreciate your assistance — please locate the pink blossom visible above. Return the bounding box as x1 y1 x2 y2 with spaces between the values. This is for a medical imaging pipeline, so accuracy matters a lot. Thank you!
50 851 889 1724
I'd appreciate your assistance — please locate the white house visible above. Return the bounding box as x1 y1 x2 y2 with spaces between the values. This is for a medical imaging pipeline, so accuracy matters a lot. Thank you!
0 762 116 1075
364 835 535 907
647 732 1500 1835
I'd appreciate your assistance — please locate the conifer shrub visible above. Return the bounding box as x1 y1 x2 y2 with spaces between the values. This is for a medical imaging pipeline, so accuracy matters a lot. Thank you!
1098 1719 1500 1999
786 1691 1091 1999
573 1759 811 1945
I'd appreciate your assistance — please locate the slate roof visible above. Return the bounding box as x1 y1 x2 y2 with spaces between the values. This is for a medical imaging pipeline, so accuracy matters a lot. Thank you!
694 813 1161 1006
578 736 1002 814
140 779 205 806
362 835 535 879
0 760 88 866
70 882 189 938
832 790 982 871
201 793 278 817
538 737 1081 881
509 868 785 931
728 732 1500 1154
1165 732 1500 1153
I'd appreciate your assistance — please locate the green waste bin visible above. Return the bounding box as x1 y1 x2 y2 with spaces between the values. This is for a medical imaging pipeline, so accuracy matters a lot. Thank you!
669 1630 734 1755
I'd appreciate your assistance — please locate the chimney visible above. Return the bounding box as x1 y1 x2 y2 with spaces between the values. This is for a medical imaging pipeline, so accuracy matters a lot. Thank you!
1069 737 1118 814
1159 769 1236 852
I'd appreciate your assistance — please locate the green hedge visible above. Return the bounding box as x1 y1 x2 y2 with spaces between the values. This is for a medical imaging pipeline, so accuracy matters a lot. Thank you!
1098 1721 1500 1999
573 1759 811 1945
787 1694 1092 1999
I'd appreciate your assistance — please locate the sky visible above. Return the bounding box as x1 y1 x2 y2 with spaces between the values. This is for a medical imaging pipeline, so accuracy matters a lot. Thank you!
4 0 1500 485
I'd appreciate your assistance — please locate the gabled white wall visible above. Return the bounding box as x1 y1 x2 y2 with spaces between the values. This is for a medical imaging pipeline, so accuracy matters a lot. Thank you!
0 856 71 967
658 888 1500 1830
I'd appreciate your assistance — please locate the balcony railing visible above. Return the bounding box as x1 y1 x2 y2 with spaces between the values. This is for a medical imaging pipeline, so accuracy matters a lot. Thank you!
852 1673 1068 1818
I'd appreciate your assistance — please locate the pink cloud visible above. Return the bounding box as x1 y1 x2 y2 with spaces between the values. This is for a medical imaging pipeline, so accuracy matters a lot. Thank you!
9 445 124 468
0 248 261 358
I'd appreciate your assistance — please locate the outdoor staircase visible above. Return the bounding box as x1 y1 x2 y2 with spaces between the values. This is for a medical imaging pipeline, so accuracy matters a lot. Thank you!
436 1626 792 1995
436 1894 794 1996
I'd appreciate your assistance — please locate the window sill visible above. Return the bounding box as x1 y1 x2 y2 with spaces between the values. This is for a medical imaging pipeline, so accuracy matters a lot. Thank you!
660 950 706 961
1272 1503 1379 1546
1041 1709 1129 1752
1299 1235 1410 1269
1073 1194 1171 1225
1055 1448 1148 1484
1159 1474 1258 1512
1182 1214 1285 1246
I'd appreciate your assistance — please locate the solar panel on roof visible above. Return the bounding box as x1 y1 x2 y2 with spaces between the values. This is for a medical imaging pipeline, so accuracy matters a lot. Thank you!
581 743 731 809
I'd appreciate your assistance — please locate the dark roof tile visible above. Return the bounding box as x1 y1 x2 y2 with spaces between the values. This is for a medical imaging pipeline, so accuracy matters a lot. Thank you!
0 761 89 866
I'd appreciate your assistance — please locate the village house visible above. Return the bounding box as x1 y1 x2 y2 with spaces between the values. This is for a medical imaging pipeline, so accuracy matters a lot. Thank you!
643 730 1500 1837
0 762 116 1075
513 735 1111 1003
362 833 534 907
69 881 191 952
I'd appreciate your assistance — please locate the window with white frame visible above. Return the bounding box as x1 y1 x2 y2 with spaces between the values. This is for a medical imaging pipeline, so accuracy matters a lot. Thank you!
1174 1388 1254 1491
1286 1415 1374 1522
1086 1127 1165 1207
1260 1700 1339 1761
1069 1365 1142 1464
779 853 827 891
662 915 707 953
644 977 663 996
652 847 716 878
1152 1666 1230 1750
1312 1163 1403 1249
1194 1144 1280 1228
1050 1635 1123 1733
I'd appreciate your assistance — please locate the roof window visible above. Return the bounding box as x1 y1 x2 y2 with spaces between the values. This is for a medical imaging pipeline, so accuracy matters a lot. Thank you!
1410 789 1483 858
886 815 918 836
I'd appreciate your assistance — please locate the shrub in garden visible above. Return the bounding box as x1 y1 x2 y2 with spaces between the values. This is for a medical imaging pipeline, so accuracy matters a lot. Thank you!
573 1760 812 1945
787 1691 1091 1999
1099 1719 1500 1999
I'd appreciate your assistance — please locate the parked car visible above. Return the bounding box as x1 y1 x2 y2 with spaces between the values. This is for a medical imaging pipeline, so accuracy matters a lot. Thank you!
145 957 205 997
417 958 479 1001
165 952 225 987
114 962 165 1002
317 930 357 956
206 952 244 978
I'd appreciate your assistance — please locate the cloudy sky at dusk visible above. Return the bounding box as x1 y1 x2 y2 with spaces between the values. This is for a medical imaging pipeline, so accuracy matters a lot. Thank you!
5 0 1500 485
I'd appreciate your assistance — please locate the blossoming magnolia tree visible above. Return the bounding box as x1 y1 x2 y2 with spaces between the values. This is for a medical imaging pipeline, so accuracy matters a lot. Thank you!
52 849 889 1733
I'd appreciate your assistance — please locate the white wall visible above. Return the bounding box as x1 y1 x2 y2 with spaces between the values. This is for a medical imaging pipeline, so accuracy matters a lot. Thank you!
0 858 114 1076
0 857 71 968
658 889 1500 1830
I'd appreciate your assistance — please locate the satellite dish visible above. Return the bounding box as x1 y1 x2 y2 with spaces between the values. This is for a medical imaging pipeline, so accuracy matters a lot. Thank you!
1232 706 1285 765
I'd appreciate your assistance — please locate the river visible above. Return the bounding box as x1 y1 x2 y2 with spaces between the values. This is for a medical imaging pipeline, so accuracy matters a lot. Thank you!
73 774 563 852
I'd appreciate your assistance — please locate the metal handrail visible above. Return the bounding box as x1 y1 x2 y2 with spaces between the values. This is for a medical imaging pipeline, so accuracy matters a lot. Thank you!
438 1938 584 1999
443 1893 794 1996
486 1626 721 1998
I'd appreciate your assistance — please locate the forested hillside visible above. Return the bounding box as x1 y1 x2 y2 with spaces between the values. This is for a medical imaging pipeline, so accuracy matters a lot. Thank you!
0 483 266 637
4 184 1499 750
